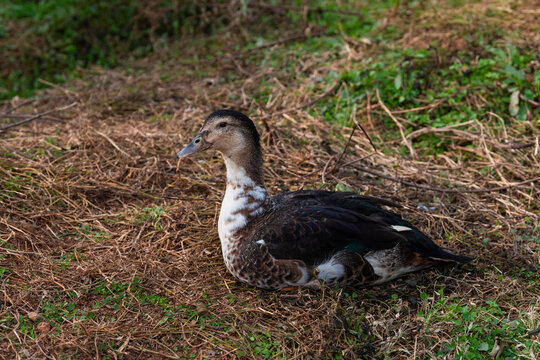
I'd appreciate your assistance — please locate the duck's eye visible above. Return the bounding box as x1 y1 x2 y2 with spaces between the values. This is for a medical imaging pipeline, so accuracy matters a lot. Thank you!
218 122 227 128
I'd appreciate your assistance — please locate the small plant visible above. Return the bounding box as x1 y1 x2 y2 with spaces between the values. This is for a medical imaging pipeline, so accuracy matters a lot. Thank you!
121 205 166 229
78 224 111 241
248 331 284 359
0 268 10 279
16 315 36 339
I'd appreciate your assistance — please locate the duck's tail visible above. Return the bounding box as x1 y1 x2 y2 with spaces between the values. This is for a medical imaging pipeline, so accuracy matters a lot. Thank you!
397 224 474 264
425 246 475 263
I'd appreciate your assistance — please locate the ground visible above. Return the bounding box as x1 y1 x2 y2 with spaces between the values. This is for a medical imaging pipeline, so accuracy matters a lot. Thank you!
0 1 539 359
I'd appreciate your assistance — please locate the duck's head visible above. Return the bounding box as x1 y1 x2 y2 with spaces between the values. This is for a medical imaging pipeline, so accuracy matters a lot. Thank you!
177 110 260 159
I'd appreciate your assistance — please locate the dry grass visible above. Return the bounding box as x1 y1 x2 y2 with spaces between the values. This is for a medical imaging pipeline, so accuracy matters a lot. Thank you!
1 1 539 359
393 0 540 51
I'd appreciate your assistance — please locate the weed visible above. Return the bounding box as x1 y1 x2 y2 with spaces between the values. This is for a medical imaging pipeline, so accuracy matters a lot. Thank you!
122 205 166 229
16 315 36 340
248 331 285 359
78 224 111 241
0 268 10 279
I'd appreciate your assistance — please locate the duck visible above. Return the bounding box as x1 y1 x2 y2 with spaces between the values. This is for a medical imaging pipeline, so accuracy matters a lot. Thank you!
177 110 473 290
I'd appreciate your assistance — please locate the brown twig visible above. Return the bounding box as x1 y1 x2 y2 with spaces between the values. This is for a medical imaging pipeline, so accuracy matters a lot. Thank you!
332 126 356 173
210 2 364 17
0 102 78 132
94 130 130 157
520 94 540 107
38 78 80 100
321 155 336 185
375 89 415 158
406 126 537 149
0 96 64 118
331 104 378 174
389 98 447 114
228 55 252 76
350 105 378 153
352 164 540 193
244 30 328 53
365 91 376 132
0 99 37 116
160 195 219 202
260 81 340 120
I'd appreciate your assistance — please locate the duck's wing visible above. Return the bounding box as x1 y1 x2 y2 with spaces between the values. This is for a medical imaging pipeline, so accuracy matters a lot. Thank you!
252 191 472 265
274 190 404 209
251 204 406 266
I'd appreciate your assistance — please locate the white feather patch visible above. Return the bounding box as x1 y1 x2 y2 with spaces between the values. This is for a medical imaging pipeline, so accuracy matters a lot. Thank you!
223 157 254 185
315 257 345 282
391 225 412 232
217 160 268 271
298 266 310 284
248 187 266 200
250 208 263 216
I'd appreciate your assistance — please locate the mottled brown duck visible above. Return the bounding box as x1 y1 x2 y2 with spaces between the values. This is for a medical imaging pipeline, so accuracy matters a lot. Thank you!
177 110 472 290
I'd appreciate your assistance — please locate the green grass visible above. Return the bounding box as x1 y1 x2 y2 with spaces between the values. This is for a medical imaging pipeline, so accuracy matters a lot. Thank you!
312 43 539 155
248 331 286 359
418 289 538 359
56 224 111 242
0 0 210 99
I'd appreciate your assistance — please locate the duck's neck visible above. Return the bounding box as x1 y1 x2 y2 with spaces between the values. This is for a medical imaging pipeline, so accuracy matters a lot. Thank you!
224 144 265 186
224 157 265 189
218 151 268 242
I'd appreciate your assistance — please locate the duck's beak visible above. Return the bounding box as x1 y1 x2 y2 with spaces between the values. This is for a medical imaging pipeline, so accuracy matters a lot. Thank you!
177 131 211 158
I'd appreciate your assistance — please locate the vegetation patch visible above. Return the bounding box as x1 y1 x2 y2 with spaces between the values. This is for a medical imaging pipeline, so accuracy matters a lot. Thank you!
0 0 217 99
418 290 538 358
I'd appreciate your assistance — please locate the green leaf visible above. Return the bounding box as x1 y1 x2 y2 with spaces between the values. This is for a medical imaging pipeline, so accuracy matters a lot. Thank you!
516 104 528 121
504 66 525 81
335 183 354 192
478 342 489 351
394 72 402 90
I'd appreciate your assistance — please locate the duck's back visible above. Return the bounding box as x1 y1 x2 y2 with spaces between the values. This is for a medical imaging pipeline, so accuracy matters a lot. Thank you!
244 190 471 286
